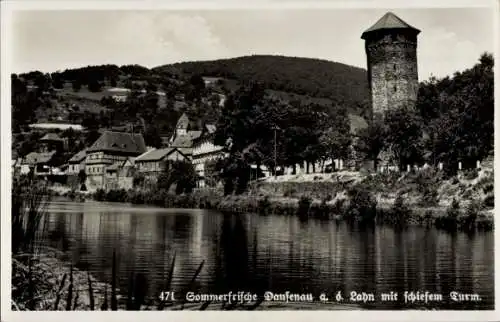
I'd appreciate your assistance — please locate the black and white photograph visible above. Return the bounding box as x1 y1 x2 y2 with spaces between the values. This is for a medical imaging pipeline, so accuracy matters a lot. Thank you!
1 0 498 320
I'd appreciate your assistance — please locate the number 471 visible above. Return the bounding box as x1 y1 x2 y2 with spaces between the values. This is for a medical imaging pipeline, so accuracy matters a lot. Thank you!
159 291 176 301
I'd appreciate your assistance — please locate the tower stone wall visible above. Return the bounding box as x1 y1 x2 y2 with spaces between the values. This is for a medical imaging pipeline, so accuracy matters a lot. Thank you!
366 32 419 116
362 13 420 117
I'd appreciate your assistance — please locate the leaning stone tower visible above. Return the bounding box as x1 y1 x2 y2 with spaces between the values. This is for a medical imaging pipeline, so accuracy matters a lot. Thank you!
362 12 420 117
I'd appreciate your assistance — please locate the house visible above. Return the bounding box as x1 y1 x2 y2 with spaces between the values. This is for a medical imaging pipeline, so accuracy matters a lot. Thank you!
22 151 57 176
84 131 146 189
104 157 136 191
12 158 22 177
135 147 189 180
112 94 127 102
170 131 202 156
202 76 223 87
169 113 203 156
191 124 226 188
68 148 87 174
28 123 84 131
171 113 190 138
39 133 65 153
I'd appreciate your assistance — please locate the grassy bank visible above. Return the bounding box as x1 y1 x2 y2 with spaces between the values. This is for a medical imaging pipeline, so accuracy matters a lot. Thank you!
88 168 494 232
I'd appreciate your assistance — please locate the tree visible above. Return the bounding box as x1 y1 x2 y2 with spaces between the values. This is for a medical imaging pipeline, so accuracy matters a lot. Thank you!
34 73 51 92
157 160 198 194
319 105 351 165
354 117 386 171
85 130 101 146
143 126 163 148
11 75 37 132
72 80 82 92
213 83 331 189
88 79 102 92
384 107 425 169
82 112 99 131
416 52 494 171
78 169 87 184
52 73 64 89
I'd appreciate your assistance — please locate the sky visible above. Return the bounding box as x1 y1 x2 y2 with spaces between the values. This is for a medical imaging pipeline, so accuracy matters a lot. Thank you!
11 7 494 81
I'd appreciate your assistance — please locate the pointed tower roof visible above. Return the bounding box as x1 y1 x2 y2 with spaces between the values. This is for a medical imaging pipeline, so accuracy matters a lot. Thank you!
361 12 420 39
176 113 190 129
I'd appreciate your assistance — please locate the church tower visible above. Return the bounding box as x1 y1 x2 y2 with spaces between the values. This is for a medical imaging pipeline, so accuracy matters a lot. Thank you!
362 12 420 117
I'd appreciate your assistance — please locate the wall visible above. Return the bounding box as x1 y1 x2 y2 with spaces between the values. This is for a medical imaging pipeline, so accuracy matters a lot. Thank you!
68 162 84 174
366 32 419 116
86 175 104 190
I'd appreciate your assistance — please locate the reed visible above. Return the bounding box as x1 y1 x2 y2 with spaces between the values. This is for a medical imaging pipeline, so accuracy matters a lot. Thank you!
87 272 95 310
53 273 67 310
65 265 73 310
180 260 205 310
111 250 118 311
157 251 176 310
101 285 108 310
12 176 50 255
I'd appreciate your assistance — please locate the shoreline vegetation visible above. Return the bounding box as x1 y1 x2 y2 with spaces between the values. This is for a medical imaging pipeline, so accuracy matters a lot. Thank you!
62 167 494 232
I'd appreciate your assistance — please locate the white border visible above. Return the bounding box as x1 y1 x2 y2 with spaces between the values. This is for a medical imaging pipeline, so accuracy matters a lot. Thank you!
1 0 499 321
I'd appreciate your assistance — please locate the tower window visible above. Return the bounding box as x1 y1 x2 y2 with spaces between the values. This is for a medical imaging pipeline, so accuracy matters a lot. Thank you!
393 85 397 92
393 64 397 71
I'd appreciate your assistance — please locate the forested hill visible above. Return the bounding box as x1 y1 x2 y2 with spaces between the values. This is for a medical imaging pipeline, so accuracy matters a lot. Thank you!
153 55 370 109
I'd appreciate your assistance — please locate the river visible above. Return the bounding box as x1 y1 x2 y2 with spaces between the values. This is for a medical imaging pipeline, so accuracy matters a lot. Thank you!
40 200 494 310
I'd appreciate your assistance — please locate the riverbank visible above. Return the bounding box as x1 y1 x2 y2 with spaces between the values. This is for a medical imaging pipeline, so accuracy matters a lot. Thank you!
12 247 111 310
77 168 494 231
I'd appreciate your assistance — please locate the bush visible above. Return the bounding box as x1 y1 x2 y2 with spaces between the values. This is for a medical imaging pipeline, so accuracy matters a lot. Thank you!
447 198 461 219
464 168 479 180
258 196 272 214
419 186 439 206
391 193 412 226
483 195 494 208
297 196 312 218
133 173 145 189
105 189 127 202
94 189 106 201
317 198 331 219
345 187 377 223
483 183 494 194
283 188 297 198
462 200 480 231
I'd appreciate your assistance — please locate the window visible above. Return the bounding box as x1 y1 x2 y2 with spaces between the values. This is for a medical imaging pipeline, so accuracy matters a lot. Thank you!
393 85 397 92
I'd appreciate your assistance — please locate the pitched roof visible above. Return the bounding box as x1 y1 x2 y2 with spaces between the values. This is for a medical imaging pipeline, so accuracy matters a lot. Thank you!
23 151 56 165
171 131 202 148
106 161 123 171
40 133 63 141
124 157 135 166
69 148 87 163
87 131 147 154
361 12 420 39
176 113 190 129
205 124 216 134
177 147 193 156
135 147 177 162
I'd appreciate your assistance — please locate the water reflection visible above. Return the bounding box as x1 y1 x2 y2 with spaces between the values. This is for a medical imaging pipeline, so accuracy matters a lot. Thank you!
41 201 494 310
